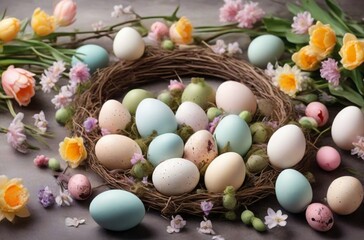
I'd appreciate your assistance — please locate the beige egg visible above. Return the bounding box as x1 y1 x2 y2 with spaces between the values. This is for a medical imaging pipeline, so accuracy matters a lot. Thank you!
216 81 257 115
95 134 142 170
98 99 131 134
183 130 218 171
204 152 246 193
327 176 364 215
113 27 145 61
175 101 209 132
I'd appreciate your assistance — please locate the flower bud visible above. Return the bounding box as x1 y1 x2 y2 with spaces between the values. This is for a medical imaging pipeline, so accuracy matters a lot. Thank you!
131 161 154 179
251 217 266 232
249 122 273 144
298 116 318 129
241 209 255 225
55 107 74 125
207 107 222 121
239 111 252 123
161 39 175 50
31 8 56 36
223 194 237 210
54 0 77 27
246 154 269 173
0 17 20 43
48 158 61 171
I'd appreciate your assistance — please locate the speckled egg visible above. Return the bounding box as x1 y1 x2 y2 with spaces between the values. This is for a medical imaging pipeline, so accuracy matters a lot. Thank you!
71 44 109 73
316 146 341 171
68 174 92 200
305 203 334 232
305 102 329 127
175 101 209 132
98 99 131 134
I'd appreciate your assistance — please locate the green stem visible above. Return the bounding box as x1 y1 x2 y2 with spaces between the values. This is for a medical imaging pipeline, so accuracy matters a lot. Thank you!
313 126 331 146
6 100 16 117
0 59 50 67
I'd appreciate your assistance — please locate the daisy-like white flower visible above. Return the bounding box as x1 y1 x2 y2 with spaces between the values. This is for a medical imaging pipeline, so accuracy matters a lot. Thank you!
320 58 341 87
201 201 214 216
69 62 90 84
197 217 216 235
33 110 48 133
235 2 265 29
351 136 364 160
55 190 73 206
51 85 74 109
166 215 186 233
40 70 59 93
83 117 98 133
219 0 243 23
227 42 242 56
6 112 28 153
264 208 288 229
272 64 306 97
211 39 227 55
264 62 276 78
91 20 104 31
291 11 314 35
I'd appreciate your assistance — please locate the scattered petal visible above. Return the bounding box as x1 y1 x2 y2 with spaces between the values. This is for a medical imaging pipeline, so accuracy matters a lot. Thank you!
65 217 86 227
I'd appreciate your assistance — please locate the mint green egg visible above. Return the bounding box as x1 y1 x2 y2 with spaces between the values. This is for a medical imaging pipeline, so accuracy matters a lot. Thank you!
213 114 252 156
72 44 109 73
89 190 145 231
247 34 285 68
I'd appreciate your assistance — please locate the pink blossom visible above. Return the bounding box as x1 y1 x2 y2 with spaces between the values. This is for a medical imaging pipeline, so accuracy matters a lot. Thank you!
166 215 186 233
219 0 243 23
320 58 340 87
49 60 66 77
227 42 242 56
101 128 111 136
235 2 265 29
40 70 59 93
69 62 90 84
211 39 227 55
351 136 364 160
111 4 133 18
291 11 314 35
33 110 48 133
6 112 27 153
34 155 49 167
168 80 185 91
200 201 214 216
148 21 169 42
83 117 98 132
130 153 146 165
51 85 74 109
91 20 104 31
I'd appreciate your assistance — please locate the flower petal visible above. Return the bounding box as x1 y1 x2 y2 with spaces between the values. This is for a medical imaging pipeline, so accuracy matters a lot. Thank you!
267 207 275 216
16 207 30 218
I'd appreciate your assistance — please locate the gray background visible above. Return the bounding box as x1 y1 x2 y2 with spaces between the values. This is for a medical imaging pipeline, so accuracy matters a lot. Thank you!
0 0 363 239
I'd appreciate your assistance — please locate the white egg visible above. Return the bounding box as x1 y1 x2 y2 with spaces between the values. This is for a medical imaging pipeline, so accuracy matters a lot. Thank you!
98 99 131 134
152 158 200 196
113 27 145 61
175 101 209 132
267 124 306 169
331 106 364 150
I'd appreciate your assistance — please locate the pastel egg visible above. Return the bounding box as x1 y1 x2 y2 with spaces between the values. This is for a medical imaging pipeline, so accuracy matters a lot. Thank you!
152 158 200 196
122 89 154 115
216 81 257 115
305 203 334 232
204 152 246 193
113 27 145 61
275 169 313 213
331 106 364 150
72 44 109 73
214 114 252 156
305 102 329 127
135 98 177 137
175 101 209 132
316 146 341 171
147 133 184 167
247 34 285 68
267 124 306 169
327 176 364 215
90 190 145 231
95 134 142 170
68 174 92 200
98 99 131 134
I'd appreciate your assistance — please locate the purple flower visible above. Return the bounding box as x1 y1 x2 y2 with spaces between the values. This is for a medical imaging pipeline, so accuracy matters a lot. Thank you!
208 116 222 133
6 112 28 153
34 155 49 168
320 58 341 86
201 201 214 216
101 128 111 136
38 186 55 208
69 62 90 84
291 11 314 35
219 0 243 23
235 2 265 29
83 117 98 132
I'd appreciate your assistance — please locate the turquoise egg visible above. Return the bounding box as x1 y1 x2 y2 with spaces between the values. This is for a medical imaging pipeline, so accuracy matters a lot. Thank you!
275 169 313 213
213 114 252 156
247 34 285 68
72 44 109 73
89 190 145 231
147 133 184 167
135 98 177 138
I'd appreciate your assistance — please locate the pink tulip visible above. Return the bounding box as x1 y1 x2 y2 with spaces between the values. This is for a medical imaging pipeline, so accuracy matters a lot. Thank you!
53 0 77 27
1 65 36 106
147 21 169 42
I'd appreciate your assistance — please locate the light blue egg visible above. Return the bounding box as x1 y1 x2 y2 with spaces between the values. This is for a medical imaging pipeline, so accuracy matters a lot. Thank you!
89 190 145 231
72 44 109 73
147 133 184 167
275 169 312 213
247 34 285 68
135 98 177 138
213 114 252 156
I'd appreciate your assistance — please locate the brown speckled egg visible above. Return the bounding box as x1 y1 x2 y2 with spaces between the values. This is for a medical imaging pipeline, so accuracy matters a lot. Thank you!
305 203 334 232
68 174 92 200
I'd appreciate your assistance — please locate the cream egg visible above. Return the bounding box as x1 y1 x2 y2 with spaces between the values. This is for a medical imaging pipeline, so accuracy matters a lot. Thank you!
113 27 145 61
175 101 209 132
98 99 131 134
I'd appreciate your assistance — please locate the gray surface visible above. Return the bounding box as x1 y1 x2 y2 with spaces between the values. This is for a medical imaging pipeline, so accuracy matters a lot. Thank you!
0 0 363 239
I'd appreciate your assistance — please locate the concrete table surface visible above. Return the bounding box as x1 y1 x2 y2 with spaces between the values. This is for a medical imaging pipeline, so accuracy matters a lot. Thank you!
0 1 363 239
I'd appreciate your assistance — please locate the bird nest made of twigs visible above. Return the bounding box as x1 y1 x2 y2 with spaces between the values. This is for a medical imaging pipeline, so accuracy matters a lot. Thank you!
71 46 312 216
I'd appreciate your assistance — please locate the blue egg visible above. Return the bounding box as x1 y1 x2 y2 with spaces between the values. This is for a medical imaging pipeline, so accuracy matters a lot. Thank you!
147 133 184 167
213 114 252 156
135 98 177 138
247 34 285 68
275 169 313 213
72 44 109 73
89 190 145 231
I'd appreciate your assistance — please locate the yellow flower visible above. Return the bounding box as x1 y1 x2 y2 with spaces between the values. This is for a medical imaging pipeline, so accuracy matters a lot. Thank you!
272 64 306 97
59 136 87 168
308 21 336 57
31 8 56 36
292 45 322 71
169 16 193 44
339 33 364 70
0 17 21 43
0 175 30 223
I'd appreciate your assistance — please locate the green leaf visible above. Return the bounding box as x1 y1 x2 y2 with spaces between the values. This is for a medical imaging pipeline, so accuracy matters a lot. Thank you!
347 23 364 37
286 2 305 15
329 84 364 107
263 17 291 33
348 69 364 95
285 31 309 44
325 0 345 19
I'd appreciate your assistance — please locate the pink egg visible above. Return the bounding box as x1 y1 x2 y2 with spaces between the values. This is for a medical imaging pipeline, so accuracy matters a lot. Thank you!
316 146 341 171
306 203 334 232
305 102 329 127
68 174 92 200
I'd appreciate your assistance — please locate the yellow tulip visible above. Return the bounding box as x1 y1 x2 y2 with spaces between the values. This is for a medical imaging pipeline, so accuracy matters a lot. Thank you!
292 45 322 71
339 33 364 70
59 136 87 168
31 8 56 36
169 16 193 45
0 17 20 43
308 21 336 57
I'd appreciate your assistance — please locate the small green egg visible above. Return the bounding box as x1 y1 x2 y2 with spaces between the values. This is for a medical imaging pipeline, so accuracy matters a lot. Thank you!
251 217 267 232
48 158 61 171
241 209 255 225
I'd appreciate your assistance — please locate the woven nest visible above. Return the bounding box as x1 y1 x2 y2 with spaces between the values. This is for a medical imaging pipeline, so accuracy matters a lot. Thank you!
71 46 312 216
